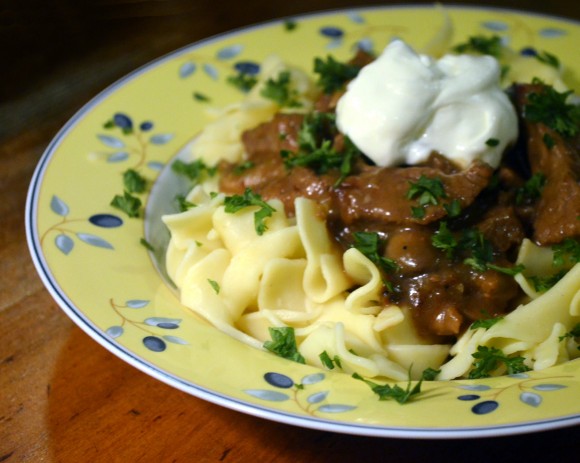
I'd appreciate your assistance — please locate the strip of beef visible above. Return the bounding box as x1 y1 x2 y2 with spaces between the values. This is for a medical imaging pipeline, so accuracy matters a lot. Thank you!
331 161 494 228
514 84 580 245
219 113 303 193
476 204 525 253
218 113 339 215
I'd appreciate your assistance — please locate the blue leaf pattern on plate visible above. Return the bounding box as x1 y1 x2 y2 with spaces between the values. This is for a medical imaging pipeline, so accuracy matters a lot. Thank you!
539 28 567 38
317 404 357 413
347 12 365 24
147 161 165 171
203 63 219 80
50 195 69 217
76 233 114 250
97 134 125 148
179 61 197 78
125 299 150 309
532 383 567 391
307 391 329 404
508 373 530 379
459 384 492 391
162 335 189 345
357 38 373 53
106 326 124 338
481 20 509 31
326 39 343 50
249 370 357 414
302 372 325 385
149 133 174 145
144 317 182 327
55 234 74 255
217 44 244 60
520 392 542 407
107 151 130 163
245 389 290 402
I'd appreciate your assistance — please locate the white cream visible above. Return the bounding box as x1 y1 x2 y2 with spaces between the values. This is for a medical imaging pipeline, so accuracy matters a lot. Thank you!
336 40 518 169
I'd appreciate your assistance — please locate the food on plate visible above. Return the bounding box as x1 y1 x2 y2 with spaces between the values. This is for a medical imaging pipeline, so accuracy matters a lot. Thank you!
162 36 580 381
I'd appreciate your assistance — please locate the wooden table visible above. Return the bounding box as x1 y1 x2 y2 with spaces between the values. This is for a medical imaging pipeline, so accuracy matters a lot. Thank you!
2 1 579 461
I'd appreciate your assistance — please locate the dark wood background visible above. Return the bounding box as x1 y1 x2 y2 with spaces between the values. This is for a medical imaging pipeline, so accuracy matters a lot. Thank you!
1 1 579 461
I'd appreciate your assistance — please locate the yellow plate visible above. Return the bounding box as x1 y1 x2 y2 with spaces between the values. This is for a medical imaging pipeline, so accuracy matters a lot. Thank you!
26 5 580 438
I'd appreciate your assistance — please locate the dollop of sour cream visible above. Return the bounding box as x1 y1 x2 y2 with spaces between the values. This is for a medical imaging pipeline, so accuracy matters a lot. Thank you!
336 40 518 169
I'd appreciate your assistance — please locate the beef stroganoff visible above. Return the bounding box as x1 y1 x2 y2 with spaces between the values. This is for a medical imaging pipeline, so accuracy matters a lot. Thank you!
162 35 580 381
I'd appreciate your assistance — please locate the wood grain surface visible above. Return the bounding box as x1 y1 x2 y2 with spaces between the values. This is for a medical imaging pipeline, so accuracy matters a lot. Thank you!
2 1 579 461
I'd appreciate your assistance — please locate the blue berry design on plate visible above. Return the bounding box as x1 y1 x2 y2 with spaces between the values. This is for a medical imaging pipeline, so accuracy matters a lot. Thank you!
244 371 356 415
96 112 172 170
43 195 121 255
105 299 189 352
456 374 571 415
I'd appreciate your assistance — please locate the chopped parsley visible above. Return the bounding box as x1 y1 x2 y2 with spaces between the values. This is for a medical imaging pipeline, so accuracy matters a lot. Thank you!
283 19 297 31
313 55 362 94
281 113 360 185
431 224 524 275
515 172 546 205
444 199 462 218
469 346 531 379
431 221 458 259
524 82 580 138
227 72 258 93
407 176 447 218
110 191 142 218
171 159 217 184
453 35 503 58
208 279 220 294
319 351 342 370
232 161 255 175
543 133 556 149
175 194 197 212
263 327 305 364
224 188 276 235
529 270 567 293
485 262 526 276
407 176 447 206
352 231 398 274
559 323 580 346
140 237 155 252
534 50 560 69
352 367 439 404
485 138 500 147
260 70 302 108
470 316 504 331
552 238 580 267
193 92 211 102
123 169 147 194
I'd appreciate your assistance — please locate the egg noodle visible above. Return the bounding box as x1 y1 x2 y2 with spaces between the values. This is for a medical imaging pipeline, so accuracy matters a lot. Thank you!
162 38 580 380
